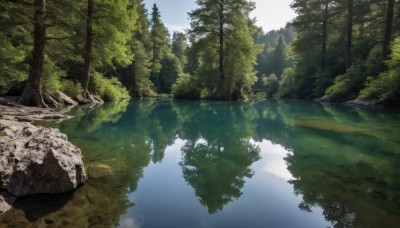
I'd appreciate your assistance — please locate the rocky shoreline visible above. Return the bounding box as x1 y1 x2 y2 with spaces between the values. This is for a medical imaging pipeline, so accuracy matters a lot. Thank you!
0 98 88 215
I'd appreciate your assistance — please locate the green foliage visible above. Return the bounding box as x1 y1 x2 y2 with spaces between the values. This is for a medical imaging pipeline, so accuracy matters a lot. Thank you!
285 0 399 102
172 32 187 65
172 73 201 99
60 80 83 101
0 32 29 95
159 53 181 93
93 72 130 101
326 46 385 101
360 37 400 101
188 0 261 100
124 1 156 98
276 67 297 98
149 3 172 91
264 74 278 98
42 56 66 94
91 0 137 68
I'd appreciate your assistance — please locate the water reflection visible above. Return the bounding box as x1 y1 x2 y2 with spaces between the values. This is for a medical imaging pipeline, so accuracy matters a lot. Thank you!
180 138 260 214
1 99 399 227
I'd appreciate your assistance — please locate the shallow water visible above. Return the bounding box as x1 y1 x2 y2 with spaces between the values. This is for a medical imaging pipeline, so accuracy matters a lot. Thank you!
1 99 400 227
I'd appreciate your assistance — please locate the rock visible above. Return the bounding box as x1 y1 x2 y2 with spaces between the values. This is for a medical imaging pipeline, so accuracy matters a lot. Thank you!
0 122 87 197
0 192 16 215
88 163 113 178
55 92 78 106
346 98 380 106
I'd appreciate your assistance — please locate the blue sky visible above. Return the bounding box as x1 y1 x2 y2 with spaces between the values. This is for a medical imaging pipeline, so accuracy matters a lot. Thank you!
143 0 296 33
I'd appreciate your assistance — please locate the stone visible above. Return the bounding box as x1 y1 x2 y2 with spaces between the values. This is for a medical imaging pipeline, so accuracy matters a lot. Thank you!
0 122 87 197
88 163 113 179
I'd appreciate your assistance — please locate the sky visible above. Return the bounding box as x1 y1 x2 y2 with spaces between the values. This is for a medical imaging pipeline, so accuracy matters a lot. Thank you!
144 0 296 33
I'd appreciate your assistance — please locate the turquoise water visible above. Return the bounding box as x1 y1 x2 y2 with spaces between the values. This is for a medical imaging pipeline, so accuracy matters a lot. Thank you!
1 99 400 227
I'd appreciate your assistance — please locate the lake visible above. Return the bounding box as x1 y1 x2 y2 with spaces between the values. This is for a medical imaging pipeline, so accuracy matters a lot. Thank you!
1 99 400 227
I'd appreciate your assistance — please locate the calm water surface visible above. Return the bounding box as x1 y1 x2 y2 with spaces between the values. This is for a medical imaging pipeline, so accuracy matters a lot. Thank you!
1 99 400 227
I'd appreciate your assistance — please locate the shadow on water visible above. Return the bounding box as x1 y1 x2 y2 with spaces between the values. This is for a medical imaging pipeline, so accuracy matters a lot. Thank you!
10 192 73 222
1 99 400 227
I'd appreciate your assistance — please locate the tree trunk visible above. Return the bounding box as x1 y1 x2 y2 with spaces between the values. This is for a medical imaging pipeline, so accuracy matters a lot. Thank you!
345 0 353 69
83 0 93 99
321 0 329 69
382 0 394 59
19 0 47 107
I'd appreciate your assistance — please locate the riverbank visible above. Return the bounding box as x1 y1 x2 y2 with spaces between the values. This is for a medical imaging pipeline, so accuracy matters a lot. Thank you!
0 98 88 215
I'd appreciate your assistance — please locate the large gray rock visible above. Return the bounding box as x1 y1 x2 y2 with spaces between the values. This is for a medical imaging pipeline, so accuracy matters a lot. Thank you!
0 122 87 197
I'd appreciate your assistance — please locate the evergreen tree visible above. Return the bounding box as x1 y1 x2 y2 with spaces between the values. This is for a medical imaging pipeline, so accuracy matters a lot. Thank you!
172 32 187 65
82 0 136 100
126 0 156 97
271 36 286 79
149 3 170 91
180 0 261 100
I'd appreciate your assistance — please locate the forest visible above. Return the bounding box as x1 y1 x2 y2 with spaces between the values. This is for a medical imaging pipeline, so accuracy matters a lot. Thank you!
0 0 399 106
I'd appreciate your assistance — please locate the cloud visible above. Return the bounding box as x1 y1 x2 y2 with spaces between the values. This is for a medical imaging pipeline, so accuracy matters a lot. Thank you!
251 0 296 32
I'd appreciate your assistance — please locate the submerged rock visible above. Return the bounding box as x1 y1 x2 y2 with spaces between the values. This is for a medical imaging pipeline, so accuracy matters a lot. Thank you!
294 118 376 138
88 163 113 179
0 122 87 198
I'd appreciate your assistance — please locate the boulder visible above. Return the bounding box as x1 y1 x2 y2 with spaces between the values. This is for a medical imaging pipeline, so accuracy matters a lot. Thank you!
0 122 87 197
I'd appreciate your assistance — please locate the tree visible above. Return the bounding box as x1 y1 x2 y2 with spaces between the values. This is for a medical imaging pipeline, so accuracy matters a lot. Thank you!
82 0 93 99
285 0 399 101
0 1 30 96
19 0 47 107
187 0 261 100
271 36 286 78
382 0 395 59
127 0 155 97
346 0 353 69
172 32 187 65
81 0 136 101
149 3 170 91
